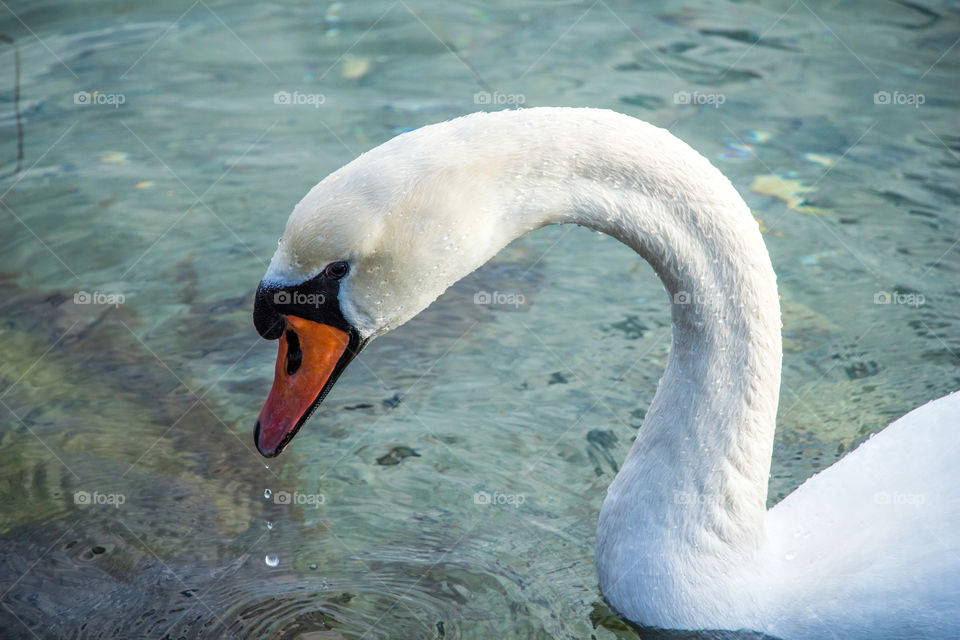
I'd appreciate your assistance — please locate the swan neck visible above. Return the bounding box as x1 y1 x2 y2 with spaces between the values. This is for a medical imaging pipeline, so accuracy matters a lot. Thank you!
490 118 782 555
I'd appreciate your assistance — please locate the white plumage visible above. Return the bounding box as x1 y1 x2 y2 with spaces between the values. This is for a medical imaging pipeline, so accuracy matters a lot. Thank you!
265 107 960 638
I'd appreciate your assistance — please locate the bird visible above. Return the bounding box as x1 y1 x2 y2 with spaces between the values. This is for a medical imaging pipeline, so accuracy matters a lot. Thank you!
250 107 959 638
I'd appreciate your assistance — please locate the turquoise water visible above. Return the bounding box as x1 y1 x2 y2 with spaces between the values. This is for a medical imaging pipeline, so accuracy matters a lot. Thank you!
0 1 958 638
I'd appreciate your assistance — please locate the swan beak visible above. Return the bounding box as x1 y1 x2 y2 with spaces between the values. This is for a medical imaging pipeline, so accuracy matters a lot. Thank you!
254 315 351 457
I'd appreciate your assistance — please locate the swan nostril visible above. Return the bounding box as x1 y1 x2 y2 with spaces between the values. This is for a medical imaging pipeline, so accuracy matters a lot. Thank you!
254 420 261 446
285 330 303 375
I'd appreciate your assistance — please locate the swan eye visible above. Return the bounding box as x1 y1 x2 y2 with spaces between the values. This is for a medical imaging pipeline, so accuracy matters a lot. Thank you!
324 261 349 279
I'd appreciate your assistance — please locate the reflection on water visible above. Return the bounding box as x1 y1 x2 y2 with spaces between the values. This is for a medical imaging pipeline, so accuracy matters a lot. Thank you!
0 0 957 638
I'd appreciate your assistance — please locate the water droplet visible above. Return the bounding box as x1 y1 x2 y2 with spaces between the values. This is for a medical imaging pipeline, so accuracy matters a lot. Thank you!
308 563 318 570
784 552 796 561
263 489 272 500
266 521 274 530
265 554 279 567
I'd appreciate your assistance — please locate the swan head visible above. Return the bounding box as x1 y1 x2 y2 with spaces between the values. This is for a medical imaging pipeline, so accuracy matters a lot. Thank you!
251 119 522 456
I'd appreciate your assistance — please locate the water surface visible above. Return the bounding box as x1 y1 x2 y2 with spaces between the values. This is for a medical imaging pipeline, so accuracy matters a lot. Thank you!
0 1 958 638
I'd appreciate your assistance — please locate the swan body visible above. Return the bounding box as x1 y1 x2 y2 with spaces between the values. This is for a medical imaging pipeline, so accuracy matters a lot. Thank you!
252 107 960 637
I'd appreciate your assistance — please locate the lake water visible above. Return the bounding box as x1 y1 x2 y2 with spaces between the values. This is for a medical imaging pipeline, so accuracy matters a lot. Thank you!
0 0 957 638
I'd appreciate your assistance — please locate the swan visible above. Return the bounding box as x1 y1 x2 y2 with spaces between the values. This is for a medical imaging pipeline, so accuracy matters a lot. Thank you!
250 107 960 638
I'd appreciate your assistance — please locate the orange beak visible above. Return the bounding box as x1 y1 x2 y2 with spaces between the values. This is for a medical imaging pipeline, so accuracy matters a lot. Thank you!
254 315 351 457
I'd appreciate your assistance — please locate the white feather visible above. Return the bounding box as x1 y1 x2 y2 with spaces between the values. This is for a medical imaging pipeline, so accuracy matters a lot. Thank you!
266 107 960 638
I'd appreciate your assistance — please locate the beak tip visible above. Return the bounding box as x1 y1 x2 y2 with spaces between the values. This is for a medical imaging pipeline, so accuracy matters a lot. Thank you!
254 420 281 458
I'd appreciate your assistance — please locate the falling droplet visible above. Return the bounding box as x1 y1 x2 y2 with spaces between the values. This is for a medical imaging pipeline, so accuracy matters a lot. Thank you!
266 521 274 530
308 563 318 570
265 554 279 567
263 489 272 500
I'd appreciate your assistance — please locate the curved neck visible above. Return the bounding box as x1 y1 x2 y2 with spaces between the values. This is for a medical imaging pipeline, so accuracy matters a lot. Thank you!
449 111 784 623
574 168 781 536
468 111 782 559
472 112 783 531
571 148 781 544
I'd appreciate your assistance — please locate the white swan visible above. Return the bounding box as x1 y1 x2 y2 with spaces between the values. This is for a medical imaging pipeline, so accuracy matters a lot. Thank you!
250 107 960 638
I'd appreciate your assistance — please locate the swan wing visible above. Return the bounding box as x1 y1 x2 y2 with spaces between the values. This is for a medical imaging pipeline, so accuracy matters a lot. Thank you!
763 390 960 638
